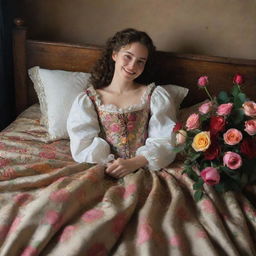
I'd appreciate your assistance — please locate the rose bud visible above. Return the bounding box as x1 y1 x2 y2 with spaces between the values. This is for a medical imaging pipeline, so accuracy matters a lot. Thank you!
197 76 209 88
233 74 244 85
200 167 220 186
173 122 182 132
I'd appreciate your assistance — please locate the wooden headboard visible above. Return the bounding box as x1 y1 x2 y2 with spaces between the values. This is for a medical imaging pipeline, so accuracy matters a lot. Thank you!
13 19 256 116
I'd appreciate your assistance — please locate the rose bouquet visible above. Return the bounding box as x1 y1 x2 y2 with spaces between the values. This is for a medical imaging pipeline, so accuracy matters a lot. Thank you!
174 74 256 201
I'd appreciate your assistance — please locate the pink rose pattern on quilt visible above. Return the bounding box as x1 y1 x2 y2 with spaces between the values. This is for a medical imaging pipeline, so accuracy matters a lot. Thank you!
0 104 255 255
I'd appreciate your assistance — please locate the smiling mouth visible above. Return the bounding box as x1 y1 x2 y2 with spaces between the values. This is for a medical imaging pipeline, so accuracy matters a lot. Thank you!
123 68 136 75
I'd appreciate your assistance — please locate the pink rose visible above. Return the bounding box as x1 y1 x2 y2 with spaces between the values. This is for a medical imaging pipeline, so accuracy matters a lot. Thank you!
217 103 233 116
186 113 200 130
176 130 187 145
128 113 137 121
223 151 242 170
223 128 243 145
110 123 121 132
198 101 213 114
244 120 256 135
243 101 256 117
197 76 208 88
233 74 244 85
200 167 220 186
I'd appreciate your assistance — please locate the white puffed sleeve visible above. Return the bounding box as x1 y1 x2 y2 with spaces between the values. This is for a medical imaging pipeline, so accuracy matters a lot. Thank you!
136 86 177 171
67 92 111 164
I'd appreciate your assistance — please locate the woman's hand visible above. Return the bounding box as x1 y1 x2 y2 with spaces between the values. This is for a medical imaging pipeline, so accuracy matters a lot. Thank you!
105 155 148 178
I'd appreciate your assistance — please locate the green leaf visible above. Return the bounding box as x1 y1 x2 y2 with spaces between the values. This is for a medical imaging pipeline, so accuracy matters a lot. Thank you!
231 84 240 97
217 91 230 104
194 190 204 202
234 93 246 108
190 153 201 162
193 179 204 190
230 109 244 125
214 183 226 192
172 145 185 153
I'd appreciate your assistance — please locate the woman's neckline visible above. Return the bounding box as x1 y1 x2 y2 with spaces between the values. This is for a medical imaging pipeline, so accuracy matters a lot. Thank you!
88 83 155 113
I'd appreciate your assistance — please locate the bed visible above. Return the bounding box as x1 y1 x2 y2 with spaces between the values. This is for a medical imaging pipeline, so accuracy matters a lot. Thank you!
0 18 256 256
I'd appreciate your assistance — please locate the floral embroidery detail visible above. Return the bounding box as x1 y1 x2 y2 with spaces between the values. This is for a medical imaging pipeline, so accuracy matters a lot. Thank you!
0 158 10 167
112 213 127 236
49 189 70 202
86 84 155 159
196 230 208 239
201 199 217 215
136 221 153 245
82 209 104 223
42 210 62 230
59 225 76 242
0 168 17 180
123 184 137 198
20 245 38 256
9 217 22 233
170 235 182 247
39 151 56 159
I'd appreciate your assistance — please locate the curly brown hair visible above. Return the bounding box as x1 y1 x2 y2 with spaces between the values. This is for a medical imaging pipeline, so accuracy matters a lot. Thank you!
90 28 156 89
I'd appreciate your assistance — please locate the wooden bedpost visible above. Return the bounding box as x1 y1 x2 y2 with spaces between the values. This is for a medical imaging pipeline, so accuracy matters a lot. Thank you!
13 18 27 115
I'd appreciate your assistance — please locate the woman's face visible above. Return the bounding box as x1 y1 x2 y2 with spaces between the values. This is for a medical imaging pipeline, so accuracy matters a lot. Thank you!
112 42 148 82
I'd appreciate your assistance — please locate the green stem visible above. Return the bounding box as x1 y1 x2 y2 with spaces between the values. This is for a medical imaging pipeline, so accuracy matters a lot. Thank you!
204 87 213 101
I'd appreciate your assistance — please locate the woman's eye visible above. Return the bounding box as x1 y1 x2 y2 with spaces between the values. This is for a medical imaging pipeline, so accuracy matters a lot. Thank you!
137 60 145 66
124 55 131 60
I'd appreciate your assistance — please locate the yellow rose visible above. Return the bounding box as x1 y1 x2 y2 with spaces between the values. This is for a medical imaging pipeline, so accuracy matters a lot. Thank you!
192 131 211 152
120 137 128 144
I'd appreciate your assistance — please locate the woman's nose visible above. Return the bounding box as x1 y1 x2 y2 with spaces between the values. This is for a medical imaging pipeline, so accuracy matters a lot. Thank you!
128 59 136 69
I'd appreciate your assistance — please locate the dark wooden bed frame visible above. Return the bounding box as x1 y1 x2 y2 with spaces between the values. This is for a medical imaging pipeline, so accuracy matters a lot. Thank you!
12 19 256 116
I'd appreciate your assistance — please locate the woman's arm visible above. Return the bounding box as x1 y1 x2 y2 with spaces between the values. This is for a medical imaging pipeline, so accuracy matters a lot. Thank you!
105 155 148 178
135 86 177 171
67 92 111 164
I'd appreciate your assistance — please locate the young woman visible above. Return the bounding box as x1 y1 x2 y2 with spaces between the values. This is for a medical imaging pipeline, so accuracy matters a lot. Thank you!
67 28 176 178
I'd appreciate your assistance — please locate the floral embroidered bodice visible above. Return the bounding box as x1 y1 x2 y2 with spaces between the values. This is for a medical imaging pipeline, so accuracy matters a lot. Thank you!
86 84 155 159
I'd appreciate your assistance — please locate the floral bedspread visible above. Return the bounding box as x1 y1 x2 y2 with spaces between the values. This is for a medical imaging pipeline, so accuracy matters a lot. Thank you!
0 104 256 256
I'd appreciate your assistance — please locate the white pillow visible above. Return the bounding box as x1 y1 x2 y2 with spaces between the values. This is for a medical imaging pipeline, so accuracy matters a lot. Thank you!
161 84 189 111
28 66 90 140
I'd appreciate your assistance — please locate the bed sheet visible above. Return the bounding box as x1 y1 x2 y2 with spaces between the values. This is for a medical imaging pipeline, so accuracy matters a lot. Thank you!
0 104 256 256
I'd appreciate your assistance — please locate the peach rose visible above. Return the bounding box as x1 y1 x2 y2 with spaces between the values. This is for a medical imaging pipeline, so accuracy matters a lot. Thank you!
186 113 200 130
217 103 233 116
223 151 242 170
244 120 256 135
243 101 256 117
200 167 220 186
192 131 211 152
176 130 187 145
223 128 243 145
198 101 213 114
